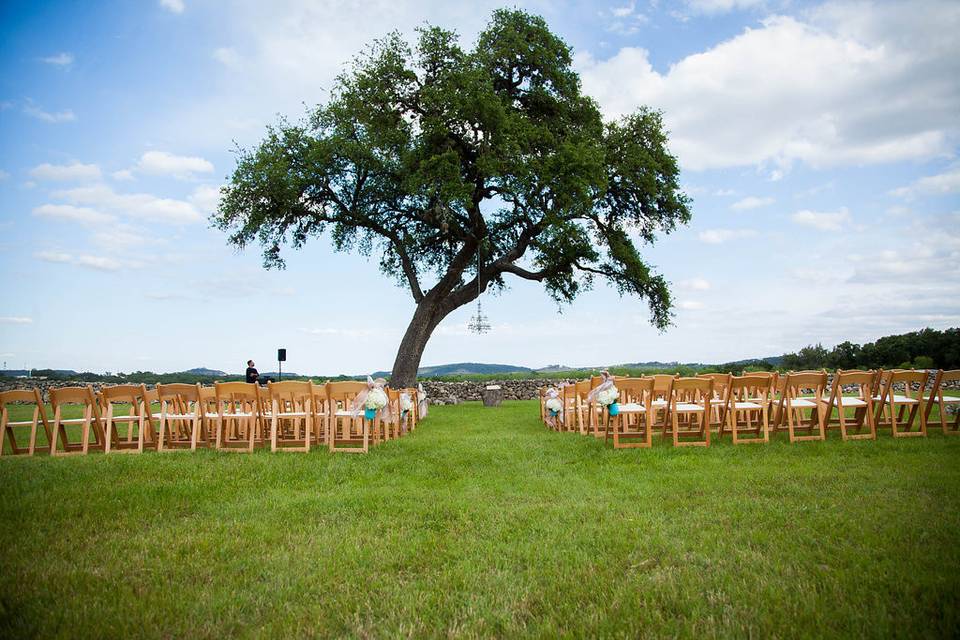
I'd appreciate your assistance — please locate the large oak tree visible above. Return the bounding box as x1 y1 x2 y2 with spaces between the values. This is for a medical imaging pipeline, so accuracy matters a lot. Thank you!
214 9 691 386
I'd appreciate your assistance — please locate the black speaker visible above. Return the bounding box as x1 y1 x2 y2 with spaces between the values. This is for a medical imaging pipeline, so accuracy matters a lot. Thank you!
277 348 286 362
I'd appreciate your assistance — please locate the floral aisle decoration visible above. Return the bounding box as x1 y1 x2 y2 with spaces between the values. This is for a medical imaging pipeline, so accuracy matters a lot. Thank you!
587 370 620 416
417 383 428 419
351 376 389 420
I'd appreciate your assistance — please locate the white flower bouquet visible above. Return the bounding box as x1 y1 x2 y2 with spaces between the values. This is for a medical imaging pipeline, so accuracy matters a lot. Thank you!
365 387 388 411
545 397 563 415
596 385 619 407
399 392 414 414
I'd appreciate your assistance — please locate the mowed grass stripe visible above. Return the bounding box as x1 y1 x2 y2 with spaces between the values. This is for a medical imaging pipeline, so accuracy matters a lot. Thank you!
1 400 959 638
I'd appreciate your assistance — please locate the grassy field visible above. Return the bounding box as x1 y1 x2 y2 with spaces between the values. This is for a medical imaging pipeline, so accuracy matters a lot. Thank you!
1 400 959 638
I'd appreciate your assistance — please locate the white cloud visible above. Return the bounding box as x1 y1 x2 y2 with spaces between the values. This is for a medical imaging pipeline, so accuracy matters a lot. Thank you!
698 228 758 244
111 169 135 181
790 207 851 231
611 3 635 18
0 170 9 181
22 102 76 123
51 184 203 224
299 327 378 338
684 0 765 14
32 203 115 225
136 150 214 179
679 277 711 291
731 196 774 210
188 184 221 214
713 188 736 196
159 0 185 13
40 52 73 67
678 300 704 310
35 250 124 271
890 165 960 198
577 2 960 171
92 225 150 248
29 161 101 181
213 47 242 69
0 317 33 324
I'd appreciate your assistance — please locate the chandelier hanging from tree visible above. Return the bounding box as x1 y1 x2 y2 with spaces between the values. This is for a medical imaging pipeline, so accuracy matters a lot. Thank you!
468 245 491 334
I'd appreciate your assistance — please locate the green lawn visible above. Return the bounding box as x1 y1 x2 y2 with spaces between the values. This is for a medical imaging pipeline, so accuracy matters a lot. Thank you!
1 400 959 638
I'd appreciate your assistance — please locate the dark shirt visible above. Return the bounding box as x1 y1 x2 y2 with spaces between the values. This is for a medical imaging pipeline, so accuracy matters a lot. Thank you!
245 367 259 384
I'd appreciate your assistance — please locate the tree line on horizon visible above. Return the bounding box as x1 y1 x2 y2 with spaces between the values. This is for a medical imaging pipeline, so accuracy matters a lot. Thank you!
779 327 959 372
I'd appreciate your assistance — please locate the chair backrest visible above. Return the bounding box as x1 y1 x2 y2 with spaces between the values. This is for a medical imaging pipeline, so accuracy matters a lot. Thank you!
883 369 927 400
785 372 828 397
652 374 675 396
670 377 713 405
142 387 159 404
156 383 201 403
574 380 591 401
616 377 654 405
215 382 260 414
326 381 368 410
729 375 772 400
589 376 603 389
0 389 42 407
740 370 775 379
825 370 873 402
698 373 731 399
267 380 313 403
49 385 98 410
101 384 145 405
834 369 874 388
939 369 960 383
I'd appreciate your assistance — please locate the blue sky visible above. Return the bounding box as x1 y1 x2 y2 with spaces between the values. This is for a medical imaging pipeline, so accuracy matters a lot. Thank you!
1 0 958 376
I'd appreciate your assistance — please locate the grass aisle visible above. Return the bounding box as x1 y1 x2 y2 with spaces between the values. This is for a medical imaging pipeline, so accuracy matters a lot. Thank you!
1 400 959 638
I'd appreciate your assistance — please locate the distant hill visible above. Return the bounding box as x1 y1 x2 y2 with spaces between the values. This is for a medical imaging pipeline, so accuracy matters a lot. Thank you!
181 367 227 377
372 362 533 378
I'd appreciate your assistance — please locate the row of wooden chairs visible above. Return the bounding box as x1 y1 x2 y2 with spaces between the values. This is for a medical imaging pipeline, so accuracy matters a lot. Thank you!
541 369 959 449
0 381 423 457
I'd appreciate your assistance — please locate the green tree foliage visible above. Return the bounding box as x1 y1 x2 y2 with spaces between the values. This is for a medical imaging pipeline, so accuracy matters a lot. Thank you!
782 328 960 370
213 9 691 386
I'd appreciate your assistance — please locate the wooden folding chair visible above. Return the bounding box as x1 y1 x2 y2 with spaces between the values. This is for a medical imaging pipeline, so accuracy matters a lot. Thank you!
923 369 960 435
652 374 676 437
722 375 771 444
266 380 314 453
327 381 372 453
310 382 331 447
585 376 604 437
740 371 777 425
572 380 591 435
603 377 654 448
214 382 260 452
100 384 156 453
560 383 580 432
874 370 927 437
698 373 731 433
669 377 712 447
49 385 105 455
0 388 51 456
401 387 418 433
820 370 876 441
156 383 207 451
538 386 547 424
779 372 827 443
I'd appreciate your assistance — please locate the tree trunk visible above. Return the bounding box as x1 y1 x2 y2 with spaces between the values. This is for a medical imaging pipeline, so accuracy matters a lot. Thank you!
389 296 452 387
